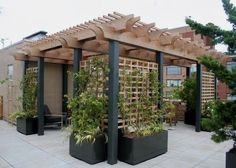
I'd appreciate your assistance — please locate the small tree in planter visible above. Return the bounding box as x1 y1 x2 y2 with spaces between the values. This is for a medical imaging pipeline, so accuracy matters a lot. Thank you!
9 70 38 135
199 55 236 168
173 74 196 125
67 57 108 164
118 68 168 165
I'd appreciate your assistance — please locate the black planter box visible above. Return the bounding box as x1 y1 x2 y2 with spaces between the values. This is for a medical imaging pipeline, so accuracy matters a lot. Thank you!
226 149 236 168
69 135 107 164
118 130 168 165
184 110 196 125
16 117 38 135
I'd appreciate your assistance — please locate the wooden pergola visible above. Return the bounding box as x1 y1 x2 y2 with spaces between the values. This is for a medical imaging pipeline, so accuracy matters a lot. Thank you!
14 12 225 165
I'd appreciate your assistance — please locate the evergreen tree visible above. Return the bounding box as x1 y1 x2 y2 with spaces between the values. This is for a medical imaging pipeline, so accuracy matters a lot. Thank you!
186 0 236 54
186 0 236 148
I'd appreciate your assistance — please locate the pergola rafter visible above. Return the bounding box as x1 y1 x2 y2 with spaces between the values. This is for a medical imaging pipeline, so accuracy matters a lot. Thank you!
16 12 225 65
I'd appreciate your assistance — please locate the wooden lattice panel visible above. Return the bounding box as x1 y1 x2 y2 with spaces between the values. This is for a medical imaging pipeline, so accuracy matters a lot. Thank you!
80 56 159 129
201 71 215 112
26 67 38 83
26 67 38 74
118 57 158 128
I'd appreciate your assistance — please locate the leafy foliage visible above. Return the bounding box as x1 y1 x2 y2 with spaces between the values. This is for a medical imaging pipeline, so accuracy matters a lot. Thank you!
199 56 236 95
186 0 236 54
0 78 8 85
174 74 196 112
67 57 108 144
186 0 236 146
199 56 236 146
9 71 37 122
202 100 236 143
119 68 164 137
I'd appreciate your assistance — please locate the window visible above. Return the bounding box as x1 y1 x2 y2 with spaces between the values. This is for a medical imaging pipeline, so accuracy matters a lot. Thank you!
227 94 236 100
166 80 182 87
7 64 13 80
167 66 181 75
227 62 236 71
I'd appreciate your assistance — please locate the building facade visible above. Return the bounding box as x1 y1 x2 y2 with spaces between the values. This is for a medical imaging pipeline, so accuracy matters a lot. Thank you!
0 31 74 120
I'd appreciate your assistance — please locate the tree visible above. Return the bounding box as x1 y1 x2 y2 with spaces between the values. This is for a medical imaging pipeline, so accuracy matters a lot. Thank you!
186 0 236 54
185 0 236 149
199 56 236 146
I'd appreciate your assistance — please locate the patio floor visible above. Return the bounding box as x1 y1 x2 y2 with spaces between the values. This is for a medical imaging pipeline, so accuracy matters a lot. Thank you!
0 120 232 168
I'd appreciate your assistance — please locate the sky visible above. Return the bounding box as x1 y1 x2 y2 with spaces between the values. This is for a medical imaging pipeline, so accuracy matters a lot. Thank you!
0 0 236 51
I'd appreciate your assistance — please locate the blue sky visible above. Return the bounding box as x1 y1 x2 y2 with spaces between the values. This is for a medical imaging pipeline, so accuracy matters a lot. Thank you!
0 0 235 51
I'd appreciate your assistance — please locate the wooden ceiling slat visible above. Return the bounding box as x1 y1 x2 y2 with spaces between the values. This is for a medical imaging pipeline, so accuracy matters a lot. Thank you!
16 12 226 65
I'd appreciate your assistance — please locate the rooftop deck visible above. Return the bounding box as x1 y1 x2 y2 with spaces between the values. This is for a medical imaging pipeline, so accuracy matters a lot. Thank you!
0 120 232 168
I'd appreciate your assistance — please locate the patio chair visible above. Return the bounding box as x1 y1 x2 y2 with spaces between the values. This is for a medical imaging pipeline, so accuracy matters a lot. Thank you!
44 105 67 128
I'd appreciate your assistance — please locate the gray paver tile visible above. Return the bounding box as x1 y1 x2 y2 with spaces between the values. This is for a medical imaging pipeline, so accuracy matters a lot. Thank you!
0 121 232 168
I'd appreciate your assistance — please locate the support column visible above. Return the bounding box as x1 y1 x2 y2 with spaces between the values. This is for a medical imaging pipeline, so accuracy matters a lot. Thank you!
62 64 68 112
73 48 82 96
214 75 217 100
107 40 119 165
23 61 29 76
37 57 44 136
185 66 191 120
195 63 202 132
23 61 29 110
186 67 191 78
156 51 164 109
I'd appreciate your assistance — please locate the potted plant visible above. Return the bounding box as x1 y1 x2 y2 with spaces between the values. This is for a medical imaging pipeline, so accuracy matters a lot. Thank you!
9 70 38 135
67 57 108 164
118 68 168 165
199 56 236 168
173 74 196 125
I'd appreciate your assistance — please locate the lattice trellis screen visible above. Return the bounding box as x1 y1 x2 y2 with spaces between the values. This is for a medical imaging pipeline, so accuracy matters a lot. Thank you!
25 67 38 84
201 71 215 112
81 56 158 129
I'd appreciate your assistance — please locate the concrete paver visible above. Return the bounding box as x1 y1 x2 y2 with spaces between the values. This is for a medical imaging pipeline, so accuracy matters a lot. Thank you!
0 120 232 168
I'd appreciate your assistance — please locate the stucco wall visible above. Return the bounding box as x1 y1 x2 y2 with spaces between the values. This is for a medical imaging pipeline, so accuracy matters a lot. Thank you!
44 63 63 114
0 50 24 120
0 48 66 119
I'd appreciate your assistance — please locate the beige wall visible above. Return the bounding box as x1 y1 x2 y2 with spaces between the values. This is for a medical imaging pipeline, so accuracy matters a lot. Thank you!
0 49 24 120
44 63 63 114
0 47 67 119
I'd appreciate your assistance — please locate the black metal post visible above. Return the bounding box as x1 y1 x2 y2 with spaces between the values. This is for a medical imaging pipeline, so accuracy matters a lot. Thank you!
214 75 217 100
185 66 191 117
62 64 68 112
186 67 191 78
37 57 44 136
23 61 29 110
107 40 119 165
195 63 202 132
156 51 164 109
73 48 82 96
23 61 29 76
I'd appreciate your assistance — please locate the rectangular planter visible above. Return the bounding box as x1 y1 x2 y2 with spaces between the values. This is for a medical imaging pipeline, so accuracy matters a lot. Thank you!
118 130 168 165
16 117 38 135
226 149 236 168
69 135 107 164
